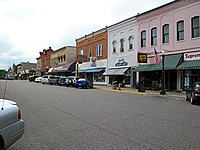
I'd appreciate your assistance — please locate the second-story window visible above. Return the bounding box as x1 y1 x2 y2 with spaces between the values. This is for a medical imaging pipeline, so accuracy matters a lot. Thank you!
177 20 184 41
192 16 200 38
96 44 102 56
112 40 117 53
120 38 125 52
163 24 169 43
79 49 84 55
128 36 134 50
141 30 146 47
151 27 157 46
89 47 91 57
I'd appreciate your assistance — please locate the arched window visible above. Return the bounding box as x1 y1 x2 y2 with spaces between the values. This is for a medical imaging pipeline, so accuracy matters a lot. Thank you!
120 38 125 52
191 16 199 38
162 24 169 43
177 20 184 41
151 27 157 45
112 40 117 53
128 36 134 50
141 30 146 47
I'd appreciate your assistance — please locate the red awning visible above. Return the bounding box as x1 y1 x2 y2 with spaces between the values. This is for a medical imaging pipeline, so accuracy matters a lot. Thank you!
51 62 75 73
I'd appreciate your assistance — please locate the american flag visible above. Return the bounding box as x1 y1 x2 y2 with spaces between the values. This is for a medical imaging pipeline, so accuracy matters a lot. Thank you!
154 48 161 64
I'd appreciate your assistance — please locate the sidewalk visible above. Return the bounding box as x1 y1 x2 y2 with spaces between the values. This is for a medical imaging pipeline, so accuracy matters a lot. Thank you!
94 85 186 99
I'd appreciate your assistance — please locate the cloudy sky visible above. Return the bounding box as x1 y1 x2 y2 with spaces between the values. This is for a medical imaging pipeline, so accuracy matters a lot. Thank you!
0 0 173 70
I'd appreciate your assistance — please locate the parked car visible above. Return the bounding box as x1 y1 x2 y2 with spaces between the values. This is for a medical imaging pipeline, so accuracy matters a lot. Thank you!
75 78 93 89
0 99 25 149
58 77 67 86
35 77 42 83
49 76 61 85
29 75 39 82
186 82 200 104
41 75 52 84
0 76 5 80
65 76 80 87
6 75 14 80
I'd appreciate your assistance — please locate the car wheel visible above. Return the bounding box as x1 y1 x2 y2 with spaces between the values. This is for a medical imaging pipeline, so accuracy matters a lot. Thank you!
191 93 195 104
75 86 78 88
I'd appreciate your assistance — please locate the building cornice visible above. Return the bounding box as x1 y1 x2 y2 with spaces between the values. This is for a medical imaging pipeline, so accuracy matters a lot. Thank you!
76 27 107 42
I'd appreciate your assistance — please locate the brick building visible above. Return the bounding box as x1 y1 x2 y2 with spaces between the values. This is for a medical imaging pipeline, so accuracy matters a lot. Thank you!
75 27 108 85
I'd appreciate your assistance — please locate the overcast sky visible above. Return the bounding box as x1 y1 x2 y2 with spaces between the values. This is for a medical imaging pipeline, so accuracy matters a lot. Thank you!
0 0 173 70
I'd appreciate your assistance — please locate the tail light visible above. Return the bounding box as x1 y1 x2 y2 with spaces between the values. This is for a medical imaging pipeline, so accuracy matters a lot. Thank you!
74 80 76 83
84 81 86 83
48 79 50 81
18 109 21 119
195 89 200 93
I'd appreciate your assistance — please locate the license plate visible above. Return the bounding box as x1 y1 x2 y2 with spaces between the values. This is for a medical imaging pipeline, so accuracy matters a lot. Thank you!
79 84 81 85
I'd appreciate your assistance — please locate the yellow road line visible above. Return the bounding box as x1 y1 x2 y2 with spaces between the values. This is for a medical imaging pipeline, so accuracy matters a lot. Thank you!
97 88 147 95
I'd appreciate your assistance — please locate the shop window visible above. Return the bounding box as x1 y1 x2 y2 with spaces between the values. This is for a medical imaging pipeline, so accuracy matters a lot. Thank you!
192 16 200 38
177 20 184 41
94 72 105 82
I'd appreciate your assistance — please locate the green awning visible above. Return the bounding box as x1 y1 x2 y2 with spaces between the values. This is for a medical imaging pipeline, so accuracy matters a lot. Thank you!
134 54 183 72
177 60 200 70
133 64 161 72
164 54 183 70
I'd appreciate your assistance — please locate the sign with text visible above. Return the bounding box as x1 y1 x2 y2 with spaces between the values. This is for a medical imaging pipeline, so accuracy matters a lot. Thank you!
77 55 86 61
184 52 200 61
138 53 147 63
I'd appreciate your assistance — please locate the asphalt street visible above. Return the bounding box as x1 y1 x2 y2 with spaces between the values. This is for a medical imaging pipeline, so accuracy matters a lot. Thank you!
0 80 200 150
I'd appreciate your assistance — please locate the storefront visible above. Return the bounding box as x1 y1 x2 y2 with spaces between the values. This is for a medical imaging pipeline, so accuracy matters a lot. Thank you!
104 57 136 87
103 67 132 87
177 52 200 91
134 53 183 91
75 58 107 86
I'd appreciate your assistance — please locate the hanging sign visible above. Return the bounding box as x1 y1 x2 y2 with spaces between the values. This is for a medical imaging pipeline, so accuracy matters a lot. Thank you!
138 53 147 63
90 57 97 67
184 52 200 61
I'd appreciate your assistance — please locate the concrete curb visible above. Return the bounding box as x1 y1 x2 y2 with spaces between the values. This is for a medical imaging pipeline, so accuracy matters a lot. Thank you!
96 87 185 99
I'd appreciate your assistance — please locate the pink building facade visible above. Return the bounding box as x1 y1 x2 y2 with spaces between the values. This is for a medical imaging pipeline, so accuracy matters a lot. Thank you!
135 0 200 91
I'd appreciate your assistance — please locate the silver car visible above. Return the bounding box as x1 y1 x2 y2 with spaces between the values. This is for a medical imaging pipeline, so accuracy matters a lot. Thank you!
41 75 52 84
0 99 25 149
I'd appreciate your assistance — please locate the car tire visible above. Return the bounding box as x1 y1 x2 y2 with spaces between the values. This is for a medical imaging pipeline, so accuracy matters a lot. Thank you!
191 93 195 105
75 86 78 88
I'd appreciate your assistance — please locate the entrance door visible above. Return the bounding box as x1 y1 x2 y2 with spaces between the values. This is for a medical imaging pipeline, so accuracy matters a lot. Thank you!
170 70 177 90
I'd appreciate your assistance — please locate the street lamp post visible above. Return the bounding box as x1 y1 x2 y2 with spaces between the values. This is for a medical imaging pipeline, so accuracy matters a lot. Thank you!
160 50 166 95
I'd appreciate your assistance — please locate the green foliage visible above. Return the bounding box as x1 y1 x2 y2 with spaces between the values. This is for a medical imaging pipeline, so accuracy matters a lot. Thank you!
0 69 8 77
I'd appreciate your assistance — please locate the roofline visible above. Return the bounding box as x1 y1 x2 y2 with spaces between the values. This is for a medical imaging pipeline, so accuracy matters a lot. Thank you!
107 16 136 29
135 0 180 17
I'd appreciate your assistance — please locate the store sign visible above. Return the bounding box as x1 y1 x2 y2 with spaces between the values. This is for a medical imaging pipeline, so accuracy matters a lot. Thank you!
138 53 147 63
115 58 128 67
184 52 200 61
90 57 97 67
77 55 86 61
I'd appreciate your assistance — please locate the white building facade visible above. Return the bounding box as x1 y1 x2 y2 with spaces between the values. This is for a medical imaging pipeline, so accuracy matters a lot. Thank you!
104 16 138 87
